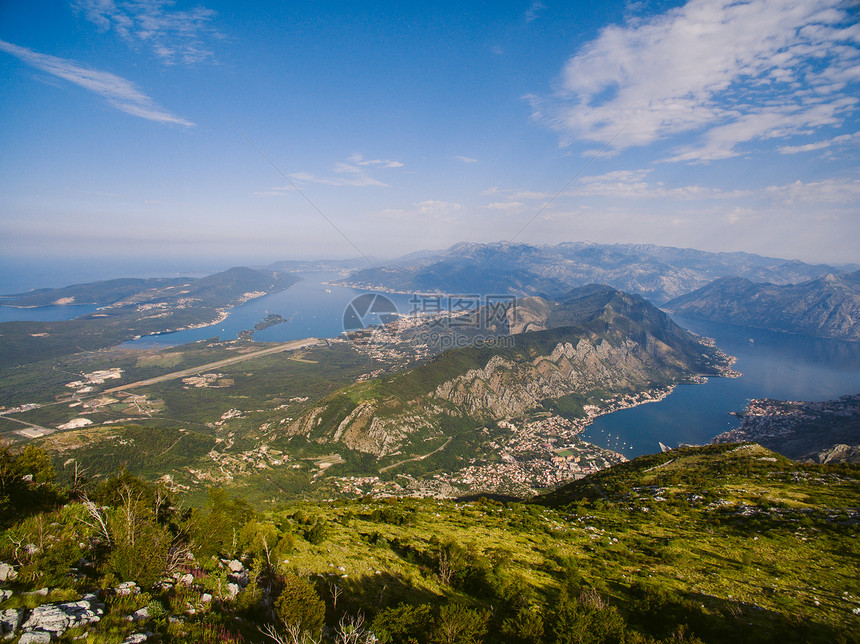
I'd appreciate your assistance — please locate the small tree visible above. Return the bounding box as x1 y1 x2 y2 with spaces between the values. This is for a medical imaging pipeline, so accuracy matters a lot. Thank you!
274 574 326 639
431 604 489 644
106 486 173 588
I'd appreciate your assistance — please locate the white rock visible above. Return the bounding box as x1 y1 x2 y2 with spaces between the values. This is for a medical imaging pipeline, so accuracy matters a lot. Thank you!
121 634 148 644
116 582 139 596
0 564 16 582
22 597 103 638
127 607 149 622
179 574 194 586
227 560 244 573
200 593 212 603
1 608 23 637
228 571 249 588
19 632 52 644
226 583 240 599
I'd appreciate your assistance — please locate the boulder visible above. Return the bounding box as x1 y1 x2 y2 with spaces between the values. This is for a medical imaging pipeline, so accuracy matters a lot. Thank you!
19 632 51 644
0 564 16 582
1 608 23 638
121 634 148 644
227 560 244 573
21 596 103 640
178 574 194 586
228 571 249 588
116 582 139 596
0 589 12 603
226 583 240 599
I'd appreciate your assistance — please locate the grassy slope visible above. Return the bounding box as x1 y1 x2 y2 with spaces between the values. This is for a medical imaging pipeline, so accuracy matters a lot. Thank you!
3 443 856 643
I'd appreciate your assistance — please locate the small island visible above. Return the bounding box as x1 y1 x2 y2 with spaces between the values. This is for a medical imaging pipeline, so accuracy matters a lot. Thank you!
254 313 288 331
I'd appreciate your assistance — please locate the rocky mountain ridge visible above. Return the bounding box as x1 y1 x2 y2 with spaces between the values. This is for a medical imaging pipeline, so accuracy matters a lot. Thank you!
284 286 734 457
664 270 860 341
340 241 855 304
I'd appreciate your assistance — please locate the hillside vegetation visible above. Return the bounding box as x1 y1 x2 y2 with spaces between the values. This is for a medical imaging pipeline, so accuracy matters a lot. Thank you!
0 442 857 643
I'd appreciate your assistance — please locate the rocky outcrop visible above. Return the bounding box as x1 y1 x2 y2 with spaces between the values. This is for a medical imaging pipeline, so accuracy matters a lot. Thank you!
0 564 17 582
430 338 659 419
19 594 103 641
810 444 860 464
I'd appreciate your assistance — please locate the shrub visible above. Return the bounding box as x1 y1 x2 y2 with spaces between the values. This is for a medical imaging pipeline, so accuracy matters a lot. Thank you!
430 604 490 644
372 603 433 644
274 574 326 637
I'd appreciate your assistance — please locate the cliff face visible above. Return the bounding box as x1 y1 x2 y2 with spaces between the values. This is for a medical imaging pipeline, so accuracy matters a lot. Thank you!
664 271 860 342
286 286 732 457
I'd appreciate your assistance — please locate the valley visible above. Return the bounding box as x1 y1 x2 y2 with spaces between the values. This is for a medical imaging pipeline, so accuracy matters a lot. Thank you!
0 249 859 644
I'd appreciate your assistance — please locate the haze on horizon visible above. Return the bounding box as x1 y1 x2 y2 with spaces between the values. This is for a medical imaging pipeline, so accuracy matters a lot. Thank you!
1 0 859 267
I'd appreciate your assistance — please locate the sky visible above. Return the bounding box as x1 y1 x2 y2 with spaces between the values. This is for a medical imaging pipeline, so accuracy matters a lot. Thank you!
1 0 859 271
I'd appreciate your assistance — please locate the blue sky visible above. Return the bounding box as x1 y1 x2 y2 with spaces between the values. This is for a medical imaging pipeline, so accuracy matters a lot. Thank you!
1 0 858 268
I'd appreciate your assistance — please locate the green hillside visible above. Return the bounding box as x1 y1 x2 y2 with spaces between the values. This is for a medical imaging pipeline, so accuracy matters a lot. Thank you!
0 443 857 643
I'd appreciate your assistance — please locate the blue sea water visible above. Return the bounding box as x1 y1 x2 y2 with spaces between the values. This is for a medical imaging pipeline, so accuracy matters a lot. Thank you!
121 272 428 347
581 317 860 458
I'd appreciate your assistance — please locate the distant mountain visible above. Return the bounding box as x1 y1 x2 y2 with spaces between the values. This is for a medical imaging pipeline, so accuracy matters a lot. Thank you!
0 276 189 307
0 267 300 369
283 285 733 457
262 257 374 273
664 270 860 341
339 241 856 304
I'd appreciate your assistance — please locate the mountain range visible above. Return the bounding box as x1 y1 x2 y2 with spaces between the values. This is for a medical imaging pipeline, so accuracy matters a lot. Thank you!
664 270 860 342
338 241 857 304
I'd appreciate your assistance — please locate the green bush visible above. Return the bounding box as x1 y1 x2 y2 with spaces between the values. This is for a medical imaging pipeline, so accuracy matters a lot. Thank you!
274 574 326 637
372 603 434 644
430 604 490 644
107 517 173 589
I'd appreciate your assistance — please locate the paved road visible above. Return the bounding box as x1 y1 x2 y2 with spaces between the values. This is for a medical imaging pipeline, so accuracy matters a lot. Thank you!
104 338 322 393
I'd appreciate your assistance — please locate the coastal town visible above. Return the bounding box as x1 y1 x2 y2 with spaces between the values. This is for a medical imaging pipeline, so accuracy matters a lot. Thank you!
713 394 860 463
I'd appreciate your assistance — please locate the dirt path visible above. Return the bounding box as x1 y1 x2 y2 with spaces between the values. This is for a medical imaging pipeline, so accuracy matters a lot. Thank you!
379 437 454 473
104 338 321 393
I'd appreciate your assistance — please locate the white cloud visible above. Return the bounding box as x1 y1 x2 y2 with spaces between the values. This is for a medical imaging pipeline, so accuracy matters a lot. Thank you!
379 200 463 222
287 154 404 188
347 153 404 168
525 1 545 23
778 130 860 154
532 0 860 162
486 201 526 212
0 39 193 125
289 170 387 188
455 155 478 163
574 168 751 199
764 177 860 203
72 0 221 65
